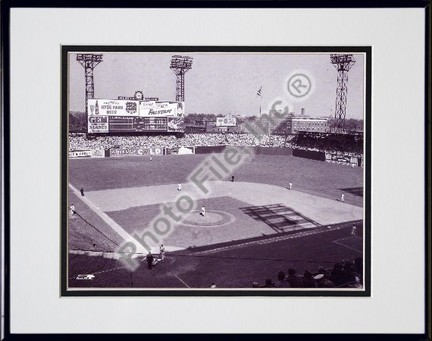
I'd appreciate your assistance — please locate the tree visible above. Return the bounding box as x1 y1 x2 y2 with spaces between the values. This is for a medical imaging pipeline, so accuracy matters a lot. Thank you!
69 112 86 132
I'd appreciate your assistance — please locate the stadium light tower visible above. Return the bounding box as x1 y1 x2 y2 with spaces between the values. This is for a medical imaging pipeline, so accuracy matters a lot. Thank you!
170 55 193 102
330 54 355 132
76 54 103 113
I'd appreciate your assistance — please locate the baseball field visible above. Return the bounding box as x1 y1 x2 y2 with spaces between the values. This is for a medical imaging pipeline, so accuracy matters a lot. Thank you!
67 153 364 289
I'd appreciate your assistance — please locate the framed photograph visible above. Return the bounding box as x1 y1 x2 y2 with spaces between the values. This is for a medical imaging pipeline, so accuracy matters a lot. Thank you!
1 0 430 338
62 46 370 297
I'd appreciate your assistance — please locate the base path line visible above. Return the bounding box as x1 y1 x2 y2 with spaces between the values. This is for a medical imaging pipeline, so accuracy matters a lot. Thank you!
87 181 363 226
69 183 143 252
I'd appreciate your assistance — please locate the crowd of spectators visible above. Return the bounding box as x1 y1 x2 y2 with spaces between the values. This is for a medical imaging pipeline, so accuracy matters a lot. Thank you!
252 257 363 289
291 132 363 156
69 133 289 151
69 131 363 156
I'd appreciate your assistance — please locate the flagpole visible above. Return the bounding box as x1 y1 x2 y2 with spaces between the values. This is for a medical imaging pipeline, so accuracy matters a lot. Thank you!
257 86 262 118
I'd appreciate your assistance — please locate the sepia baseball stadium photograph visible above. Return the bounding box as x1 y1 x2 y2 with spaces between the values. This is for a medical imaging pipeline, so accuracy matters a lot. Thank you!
62 47 370 296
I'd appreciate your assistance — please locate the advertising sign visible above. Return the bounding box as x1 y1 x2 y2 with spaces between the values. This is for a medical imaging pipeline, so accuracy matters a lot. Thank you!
90 149 105 158
117 96 136 100
140 101 184 117
176 102 184 117
165 147 194 155
149 147 163 155
69 150 92 158
178 146 195 155
325 152 352 165
167 116 185 132
88 116 109 133
87 98 185 133
216 115 237 127
88 99 140 116
110 148 149 157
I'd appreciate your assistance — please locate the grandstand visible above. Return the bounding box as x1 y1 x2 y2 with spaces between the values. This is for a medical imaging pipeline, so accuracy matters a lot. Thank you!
67 129 364 290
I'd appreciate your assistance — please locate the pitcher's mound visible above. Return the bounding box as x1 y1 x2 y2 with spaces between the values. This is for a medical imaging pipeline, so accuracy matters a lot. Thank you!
181 210 235 228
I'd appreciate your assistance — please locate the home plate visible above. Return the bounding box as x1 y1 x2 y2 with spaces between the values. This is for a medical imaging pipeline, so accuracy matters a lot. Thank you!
76 274 95 280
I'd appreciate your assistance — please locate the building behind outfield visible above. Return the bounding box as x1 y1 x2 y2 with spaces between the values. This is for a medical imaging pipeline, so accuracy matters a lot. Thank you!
290 117 329 134
271 114 329 135
183 113 329 135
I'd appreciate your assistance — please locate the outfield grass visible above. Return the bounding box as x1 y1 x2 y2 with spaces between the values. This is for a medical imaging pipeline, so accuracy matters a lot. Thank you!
69 153 363 207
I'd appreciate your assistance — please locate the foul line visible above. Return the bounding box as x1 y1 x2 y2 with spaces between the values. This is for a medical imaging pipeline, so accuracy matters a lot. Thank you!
157 262 190 288
69 183 136 250
194 224 347 255
69 266 125 280
174 274 190 288
333 237 363 254
93 266 125 276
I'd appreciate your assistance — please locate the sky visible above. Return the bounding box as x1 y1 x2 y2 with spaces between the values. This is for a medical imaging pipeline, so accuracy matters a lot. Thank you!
69 52 365 119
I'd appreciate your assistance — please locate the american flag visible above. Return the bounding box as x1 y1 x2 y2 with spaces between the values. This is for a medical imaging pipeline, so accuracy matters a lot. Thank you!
256 86 262 97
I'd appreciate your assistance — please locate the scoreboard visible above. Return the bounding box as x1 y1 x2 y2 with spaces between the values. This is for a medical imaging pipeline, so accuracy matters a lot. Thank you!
216 115 237 127
109 117 171 132
87 99 185 134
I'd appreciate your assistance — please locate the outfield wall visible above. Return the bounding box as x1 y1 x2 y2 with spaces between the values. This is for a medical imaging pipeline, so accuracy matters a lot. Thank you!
195 146 293 155
69 149 108 159
69 146 362 167
195 145 227 154
165 146 196 155
109 148 149 157
325 152 363 167
291 148 362 167
292 148 326 161
254 147 293 156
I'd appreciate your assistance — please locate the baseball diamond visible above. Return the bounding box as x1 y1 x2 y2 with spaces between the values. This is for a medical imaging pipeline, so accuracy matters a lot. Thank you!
68 153 364 289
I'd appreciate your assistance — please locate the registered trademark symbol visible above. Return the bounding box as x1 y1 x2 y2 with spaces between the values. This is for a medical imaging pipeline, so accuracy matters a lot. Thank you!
287 73 312 98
